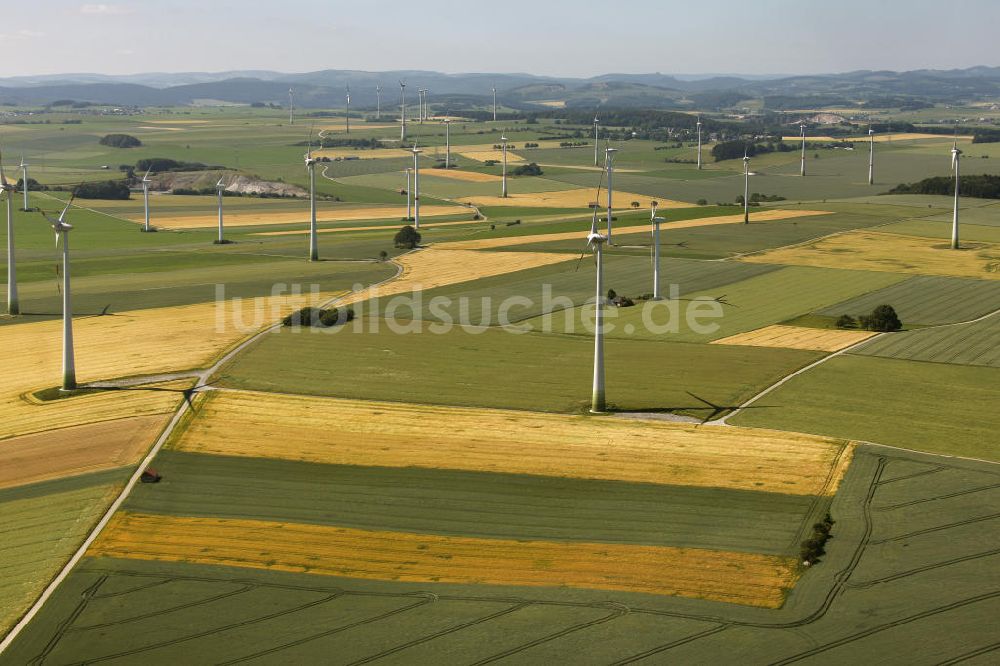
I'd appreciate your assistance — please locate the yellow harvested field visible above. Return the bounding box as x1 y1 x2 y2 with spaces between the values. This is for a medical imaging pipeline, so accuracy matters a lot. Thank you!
423 169 502 182
92 513 798 607
174 391 853 497
0 292 338 440
123 205 463 229
742 231 1000 280
535 100 567 108
458 149 526 163
455 188 695 210
252 218 482 237
135 126 185 131
440 209 831 250
0 415 169 489
711 325 878 352
144 120 209 124
336 249 573 307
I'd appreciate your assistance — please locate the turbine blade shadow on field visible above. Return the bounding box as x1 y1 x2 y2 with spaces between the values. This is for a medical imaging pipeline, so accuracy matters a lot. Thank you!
614 392 773 425
80 381 209 412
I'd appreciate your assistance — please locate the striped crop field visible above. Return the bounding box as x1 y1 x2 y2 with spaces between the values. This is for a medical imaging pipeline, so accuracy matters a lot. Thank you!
171 391 854 496
852 311 1000 368
438 208 828 250
818 275 1000 325
523 265 905 343
89 513 797 607
711 325 878 352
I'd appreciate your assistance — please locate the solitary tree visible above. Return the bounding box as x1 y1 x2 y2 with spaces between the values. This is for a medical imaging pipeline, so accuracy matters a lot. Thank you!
860 304 902 332
394 225 421 249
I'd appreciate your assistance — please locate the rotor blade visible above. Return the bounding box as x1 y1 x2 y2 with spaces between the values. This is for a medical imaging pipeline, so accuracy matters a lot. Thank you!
143 167 151 181
57 195 75 223
0 145 7 188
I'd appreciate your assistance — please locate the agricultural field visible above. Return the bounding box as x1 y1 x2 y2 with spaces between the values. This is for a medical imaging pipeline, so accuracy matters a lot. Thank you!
2 103 999 662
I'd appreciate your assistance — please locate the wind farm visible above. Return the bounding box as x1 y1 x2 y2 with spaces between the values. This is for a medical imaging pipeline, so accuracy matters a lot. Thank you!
1 31 1000 664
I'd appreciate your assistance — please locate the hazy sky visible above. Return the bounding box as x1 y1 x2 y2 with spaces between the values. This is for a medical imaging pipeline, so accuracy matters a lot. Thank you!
2 0 998 78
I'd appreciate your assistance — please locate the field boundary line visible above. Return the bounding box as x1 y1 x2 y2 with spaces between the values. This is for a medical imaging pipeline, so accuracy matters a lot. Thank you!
710 333 885 425
717 304 1000 427
0 256 412 655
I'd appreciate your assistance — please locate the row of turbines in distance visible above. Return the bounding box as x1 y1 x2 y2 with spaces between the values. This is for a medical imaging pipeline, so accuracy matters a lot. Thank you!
0 115 968 405
287 82 502 140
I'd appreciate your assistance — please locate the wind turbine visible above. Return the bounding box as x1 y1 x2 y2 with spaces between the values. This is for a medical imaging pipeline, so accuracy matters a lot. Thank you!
500 134 509 198
305 133 318 261
405 167 412 220
492 84 498 122
418 89 425 124
376 83 382 120
951 139 962 249
696 115 703 170
799 121 807 176
19 156 29 211
443 118 451 169
651 203 663 300
588 210 608 413
288 88 294 126
141 168 153 232
743 150 751 224
345 85 351 134
605 146 617 242
410 145 422 229
1 146 18 314
41 195 77 390
868 126 875 185
399 81 407 141
215 176 226 244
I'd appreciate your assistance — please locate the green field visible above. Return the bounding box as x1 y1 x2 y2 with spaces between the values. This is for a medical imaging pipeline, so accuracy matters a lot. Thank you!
522 265 906 342
0 470 127 634
818 274 1000 325
853 311 1000 367
217 324 821 417
732 355 1000 460
5 446 998 664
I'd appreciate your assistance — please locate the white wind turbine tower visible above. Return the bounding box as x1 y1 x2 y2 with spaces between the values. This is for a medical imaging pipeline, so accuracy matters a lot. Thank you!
593 116 600 167
399 81 407 141
696 115 703 170
443 118 452 169
410 145 422 229
868 126 875 185
305 134 319 261
799 121 807 176
19 156 29 211
500 134 509 198
1 146 18 314
345 85 351 134
41 196 77 390
605 146 617 242
288 88 294 126
405 167 412 220
651 202 663 300
376 83 382 120
141 168 153 232
492 84 497 122
417 89 425 124
215 177 226 244
587 209 608 413
951 139 962 249
743 150 751 224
